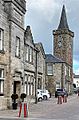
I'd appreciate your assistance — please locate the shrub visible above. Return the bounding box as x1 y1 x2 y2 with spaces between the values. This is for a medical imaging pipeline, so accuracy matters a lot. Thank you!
20 93 26 99
20 93 26 102
11 94 18 99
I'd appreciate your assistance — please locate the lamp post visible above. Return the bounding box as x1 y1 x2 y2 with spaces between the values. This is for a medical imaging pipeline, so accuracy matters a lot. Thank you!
35 49 38 104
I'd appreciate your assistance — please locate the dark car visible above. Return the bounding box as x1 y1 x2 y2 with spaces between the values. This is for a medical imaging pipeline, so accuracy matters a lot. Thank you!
55 88 68 98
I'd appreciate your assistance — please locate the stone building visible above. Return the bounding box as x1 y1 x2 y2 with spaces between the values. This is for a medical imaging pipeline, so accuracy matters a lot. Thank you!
24 27 45 102
73 75 79 88
35 43 45 90
45 5 74 94
0 0 45 109
0 0 26 109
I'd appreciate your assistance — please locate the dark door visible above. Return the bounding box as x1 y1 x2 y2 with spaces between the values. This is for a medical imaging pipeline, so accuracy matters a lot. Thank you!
14 81 16 94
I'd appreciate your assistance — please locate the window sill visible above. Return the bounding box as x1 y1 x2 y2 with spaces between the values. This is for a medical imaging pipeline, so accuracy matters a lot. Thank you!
47 74 53 76
15 55 21 59
25 60 33 65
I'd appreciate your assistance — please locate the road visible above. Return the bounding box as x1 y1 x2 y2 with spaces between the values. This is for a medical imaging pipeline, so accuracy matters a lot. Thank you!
0 94 79 120
28 94 79 120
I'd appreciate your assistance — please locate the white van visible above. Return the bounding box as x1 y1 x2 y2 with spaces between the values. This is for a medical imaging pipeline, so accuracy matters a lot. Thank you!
42 89 50 100
37 89 50 100
37 89 43 102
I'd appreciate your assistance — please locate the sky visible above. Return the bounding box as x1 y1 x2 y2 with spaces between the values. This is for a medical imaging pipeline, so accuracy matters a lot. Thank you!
25 0 79 75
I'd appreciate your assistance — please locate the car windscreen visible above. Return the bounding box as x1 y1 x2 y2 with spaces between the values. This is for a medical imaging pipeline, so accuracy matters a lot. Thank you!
57 89 63 91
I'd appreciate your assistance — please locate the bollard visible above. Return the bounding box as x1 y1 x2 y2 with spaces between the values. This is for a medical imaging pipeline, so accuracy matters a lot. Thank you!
18 102 28 118
63 95 67 103
57 96 62 104
18 103 22 117
78 91 79 96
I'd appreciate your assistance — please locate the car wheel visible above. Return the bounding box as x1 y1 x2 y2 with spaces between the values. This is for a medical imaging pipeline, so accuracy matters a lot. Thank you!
43 95 47 100
38 97 42 102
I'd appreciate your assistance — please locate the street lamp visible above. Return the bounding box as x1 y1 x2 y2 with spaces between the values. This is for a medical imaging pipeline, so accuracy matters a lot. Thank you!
35 48 39 104
35 50 38 104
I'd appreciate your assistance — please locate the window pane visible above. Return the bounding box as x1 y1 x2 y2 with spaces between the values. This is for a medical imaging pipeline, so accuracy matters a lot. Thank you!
47 64 53 75
0 29 4 50
1 81 3 93
0 69 4 78
25 46 29 61
24 75 27 94
16 37 20 57
0 69 4 94
29 47 33 62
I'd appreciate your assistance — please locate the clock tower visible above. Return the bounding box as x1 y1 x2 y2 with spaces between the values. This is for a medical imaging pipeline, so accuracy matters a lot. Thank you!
53 5 74 66
53 5 74 92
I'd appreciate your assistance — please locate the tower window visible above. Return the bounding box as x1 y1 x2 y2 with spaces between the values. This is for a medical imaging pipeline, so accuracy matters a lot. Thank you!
58 35 62 47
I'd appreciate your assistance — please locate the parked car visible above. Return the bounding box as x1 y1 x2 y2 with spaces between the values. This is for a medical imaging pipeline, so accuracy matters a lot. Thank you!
41 89 50 100
37 89 43 102
37 89 50 101
55 88 68 98
73 87 79 94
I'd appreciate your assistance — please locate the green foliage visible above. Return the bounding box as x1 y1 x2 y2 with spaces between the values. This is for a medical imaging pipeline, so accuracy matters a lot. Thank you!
20 93 26 99
11 94 18 99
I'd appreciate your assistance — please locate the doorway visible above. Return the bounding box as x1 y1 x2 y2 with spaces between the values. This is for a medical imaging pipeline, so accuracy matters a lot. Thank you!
14 81 21 96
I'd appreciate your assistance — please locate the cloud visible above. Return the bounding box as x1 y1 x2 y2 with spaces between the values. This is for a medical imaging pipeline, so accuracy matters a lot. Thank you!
26 0 60 23
26 0 79 75
74 68 79 75
73 59 79 74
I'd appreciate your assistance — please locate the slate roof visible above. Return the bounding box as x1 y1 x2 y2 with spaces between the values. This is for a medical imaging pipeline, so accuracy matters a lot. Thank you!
45 54 64 63
58 5 69 30
74 75 79 78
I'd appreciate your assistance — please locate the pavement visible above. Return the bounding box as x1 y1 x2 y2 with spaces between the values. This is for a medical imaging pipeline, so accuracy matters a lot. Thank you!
0 94 77 119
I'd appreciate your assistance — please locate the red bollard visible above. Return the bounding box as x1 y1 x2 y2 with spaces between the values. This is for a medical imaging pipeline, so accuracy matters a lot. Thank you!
57 96 62 104
63 95 67 103
24 103 28 117
18 103 22 117
18 102 28 118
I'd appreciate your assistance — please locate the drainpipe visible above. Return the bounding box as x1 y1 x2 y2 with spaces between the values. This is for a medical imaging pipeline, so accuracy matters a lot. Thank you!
35 50 38 104
61 63 64 89
35 47 39 104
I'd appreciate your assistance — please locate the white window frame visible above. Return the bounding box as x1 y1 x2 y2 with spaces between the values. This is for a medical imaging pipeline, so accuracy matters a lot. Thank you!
24 75 27 94
29 47 33 63
47 64 53 75
25 45 29 61
15 36 20 57
69 68 70 77
27 75 30 95
0 69 4 95
0 29 4 51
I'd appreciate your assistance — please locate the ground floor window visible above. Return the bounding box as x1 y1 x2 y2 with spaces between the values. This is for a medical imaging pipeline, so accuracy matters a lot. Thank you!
0 69 4 95
24 74 34 96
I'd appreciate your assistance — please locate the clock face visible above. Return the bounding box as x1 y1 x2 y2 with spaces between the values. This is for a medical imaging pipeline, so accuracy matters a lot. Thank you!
58 35 62 47
58 41 62 47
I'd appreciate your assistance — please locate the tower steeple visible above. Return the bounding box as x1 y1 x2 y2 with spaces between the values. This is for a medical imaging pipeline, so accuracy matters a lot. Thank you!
58 5 69 30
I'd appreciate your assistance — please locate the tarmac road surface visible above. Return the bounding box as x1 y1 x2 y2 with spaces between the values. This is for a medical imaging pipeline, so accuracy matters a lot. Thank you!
0 94 79 120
